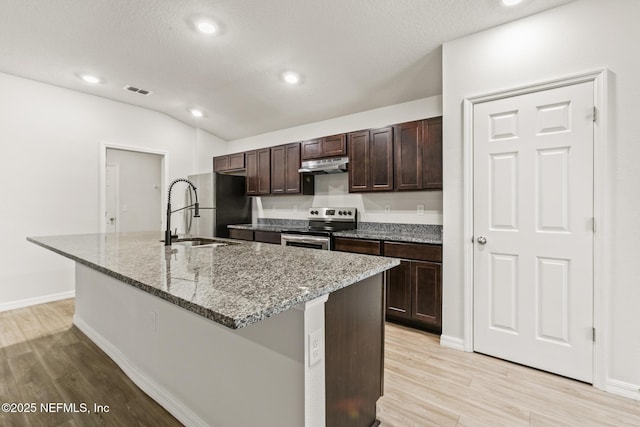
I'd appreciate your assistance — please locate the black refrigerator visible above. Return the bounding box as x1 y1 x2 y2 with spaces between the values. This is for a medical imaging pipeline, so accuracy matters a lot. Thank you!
185 173 251 238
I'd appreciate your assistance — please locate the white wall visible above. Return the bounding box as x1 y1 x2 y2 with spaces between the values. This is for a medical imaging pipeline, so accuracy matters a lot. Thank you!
230 96 444 224
0 72 226 310
442 0 640 395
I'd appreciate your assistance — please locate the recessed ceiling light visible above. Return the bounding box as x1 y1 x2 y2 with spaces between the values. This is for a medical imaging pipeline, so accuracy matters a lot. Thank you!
80 74 102 84
281 71 302 85
502 0 523 6
196 20 218 35
189 108 204 118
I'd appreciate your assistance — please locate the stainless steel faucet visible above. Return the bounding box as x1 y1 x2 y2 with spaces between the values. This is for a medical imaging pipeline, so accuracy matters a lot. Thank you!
165 178 200 246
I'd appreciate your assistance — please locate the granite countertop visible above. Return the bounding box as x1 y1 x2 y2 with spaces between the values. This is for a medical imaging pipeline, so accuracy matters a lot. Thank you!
333 229 442 245
228 224 307 233
28 232 399 329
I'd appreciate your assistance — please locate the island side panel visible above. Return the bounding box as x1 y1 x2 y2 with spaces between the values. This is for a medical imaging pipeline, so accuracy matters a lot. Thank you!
73 263 310 427
325 273 384 427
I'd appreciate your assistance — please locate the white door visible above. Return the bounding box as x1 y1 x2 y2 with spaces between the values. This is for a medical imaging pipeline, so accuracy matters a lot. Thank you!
473 81 594 383
105 163 119 233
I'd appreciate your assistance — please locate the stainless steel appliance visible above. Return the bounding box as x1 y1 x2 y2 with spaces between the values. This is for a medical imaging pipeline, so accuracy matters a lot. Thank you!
185 173 251 238
298 157 348 174
281 207 357 250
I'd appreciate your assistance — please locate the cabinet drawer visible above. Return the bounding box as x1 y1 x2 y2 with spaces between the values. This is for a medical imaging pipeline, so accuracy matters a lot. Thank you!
229 229 254 241
383 242 442 262
254 231 281 244
334 237 381 255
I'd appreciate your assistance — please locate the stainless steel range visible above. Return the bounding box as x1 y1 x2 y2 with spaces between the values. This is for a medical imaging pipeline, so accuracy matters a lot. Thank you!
280 207 357 250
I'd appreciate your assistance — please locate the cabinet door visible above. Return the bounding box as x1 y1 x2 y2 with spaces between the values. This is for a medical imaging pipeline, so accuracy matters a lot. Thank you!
370 127 393 191
411 261 442 328
322 134 347 157
270 145 286 194
257 148 271 195
301 138 322 160
394 121 423 191
228 152 245 170
422 117 443 190
385 260 411 320
284 143 301 194
245 150 258 195
348 130 369 192
213 155 229 172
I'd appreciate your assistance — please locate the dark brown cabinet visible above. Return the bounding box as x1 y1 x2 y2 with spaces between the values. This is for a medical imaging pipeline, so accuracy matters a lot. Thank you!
228 228 254 241
394 117 442 191
213 153 245 172
254 230 281 244
301 134 347 160
348 127 393 193
384 242 442 331
270 142 314 195
228 229 281 244
246 148 271 195
334 237 442 332
333 237 381 255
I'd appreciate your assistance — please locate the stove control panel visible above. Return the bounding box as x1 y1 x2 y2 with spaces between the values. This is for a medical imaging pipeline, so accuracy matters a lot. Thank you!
308 207 357 221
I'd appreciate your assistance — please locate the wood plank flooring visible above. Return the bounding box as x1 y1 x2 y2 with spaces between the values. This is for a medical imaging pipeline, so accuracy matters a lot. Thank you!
378 323 640 427
0 299 181 427
1 300 638 426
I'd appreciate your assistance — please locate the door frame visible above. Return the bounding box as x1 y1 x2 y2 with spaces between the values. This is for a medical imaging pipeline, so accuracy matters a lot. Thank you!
99 143 169 233
461 69 610 390
105 162 120 232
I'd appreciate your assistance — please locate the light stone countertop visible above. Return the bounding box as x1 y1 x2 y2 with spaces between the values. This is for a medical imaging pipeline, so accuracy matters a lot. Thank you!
27 231 399 329
332 229 442 245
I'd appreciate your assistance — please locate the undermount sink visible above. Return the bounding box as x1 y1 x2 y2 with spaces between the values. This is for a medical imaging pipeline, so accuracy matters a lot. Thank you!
163 238 239 248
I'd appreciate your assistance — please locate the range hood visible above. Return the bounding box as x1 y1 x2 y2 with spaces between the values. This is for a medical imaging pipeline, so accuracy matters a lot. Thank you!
298 157 349 174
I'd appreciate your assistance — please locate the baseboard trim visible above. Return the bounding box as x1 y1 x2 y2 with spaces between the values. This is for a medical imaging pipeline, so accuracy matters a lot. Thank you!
0 290 75 313
73 314 209 427
606 378 640 401
440 334 466 351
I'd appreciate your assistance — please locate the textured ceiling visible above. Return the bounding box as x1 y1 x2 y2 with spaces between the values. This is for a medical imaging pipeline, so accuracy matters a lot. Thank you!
0 0 574 140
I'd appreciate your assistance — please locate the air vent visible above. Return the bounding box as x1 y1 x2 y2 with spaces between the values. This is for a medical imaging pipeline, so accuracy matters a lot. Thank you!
123 85 152 96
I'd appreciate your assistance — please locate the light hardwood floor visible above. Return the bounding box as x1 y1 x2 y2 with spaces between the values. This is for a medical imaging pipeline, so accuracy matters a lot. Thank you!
1 300 638 426
378 323 640 427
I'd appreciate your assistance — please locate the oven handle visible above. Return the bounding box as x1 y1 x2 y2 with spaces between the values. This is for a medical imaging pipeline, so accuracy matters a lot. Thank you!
281 234 330 245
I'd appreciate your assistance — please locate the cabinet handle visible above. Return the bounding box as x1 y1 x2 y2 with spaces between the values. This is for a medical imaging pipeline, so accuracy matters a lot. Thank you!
477 236 487 245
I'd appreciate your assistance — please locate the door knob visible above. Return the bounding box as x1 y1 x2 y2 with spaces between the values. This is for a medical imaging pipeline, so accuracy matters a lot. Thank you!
477 236 487 245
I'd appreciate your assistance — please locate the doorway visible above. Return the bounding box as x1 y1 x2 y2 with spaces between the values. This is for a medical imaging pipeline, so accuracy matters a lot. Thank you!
100 145 167 233
462 70 609 388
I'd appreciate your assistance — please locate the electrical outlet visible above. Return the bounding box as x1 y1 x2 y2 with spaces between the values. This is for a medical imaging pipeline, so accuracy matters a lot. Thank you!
308 329 323 367
384 204 391 214
417 204 425 215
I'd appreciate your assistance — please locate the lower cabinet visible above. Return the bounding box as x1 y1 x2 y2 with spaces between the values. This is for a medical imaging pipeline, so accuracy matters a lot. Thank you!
228 229 282 244
335 237 442 332
385 260 442 329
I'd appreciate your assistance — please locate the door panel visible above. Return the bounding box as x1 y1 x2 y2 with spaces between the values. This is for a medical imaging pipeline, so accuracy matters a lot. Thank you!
473 81 594 383
385 261 411 320
412 261 441 327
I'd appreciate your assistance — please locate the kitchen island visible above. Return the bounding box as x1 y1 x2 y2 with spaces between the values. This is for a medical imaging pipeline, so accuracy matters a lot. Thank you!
27 232 399 427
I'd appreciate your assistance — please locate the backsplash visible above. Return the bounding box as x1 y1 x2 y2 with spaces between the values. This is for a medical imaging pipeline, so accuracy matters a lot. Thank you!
252 173 442 225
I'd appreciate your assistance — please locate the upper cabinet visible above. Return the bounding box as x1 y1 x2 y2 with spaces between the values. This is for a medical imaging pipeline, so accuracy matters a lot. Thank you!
394 117 442 191
348 127 393 193
213 153 245 172
347 116 442 193
301 134 347 160
246 148 271 195
271 142 314 195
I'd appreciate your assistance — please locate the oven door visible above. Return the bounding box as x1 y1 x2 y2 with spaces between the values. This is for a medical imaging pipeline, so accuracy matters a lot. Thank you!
281 234 331 250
